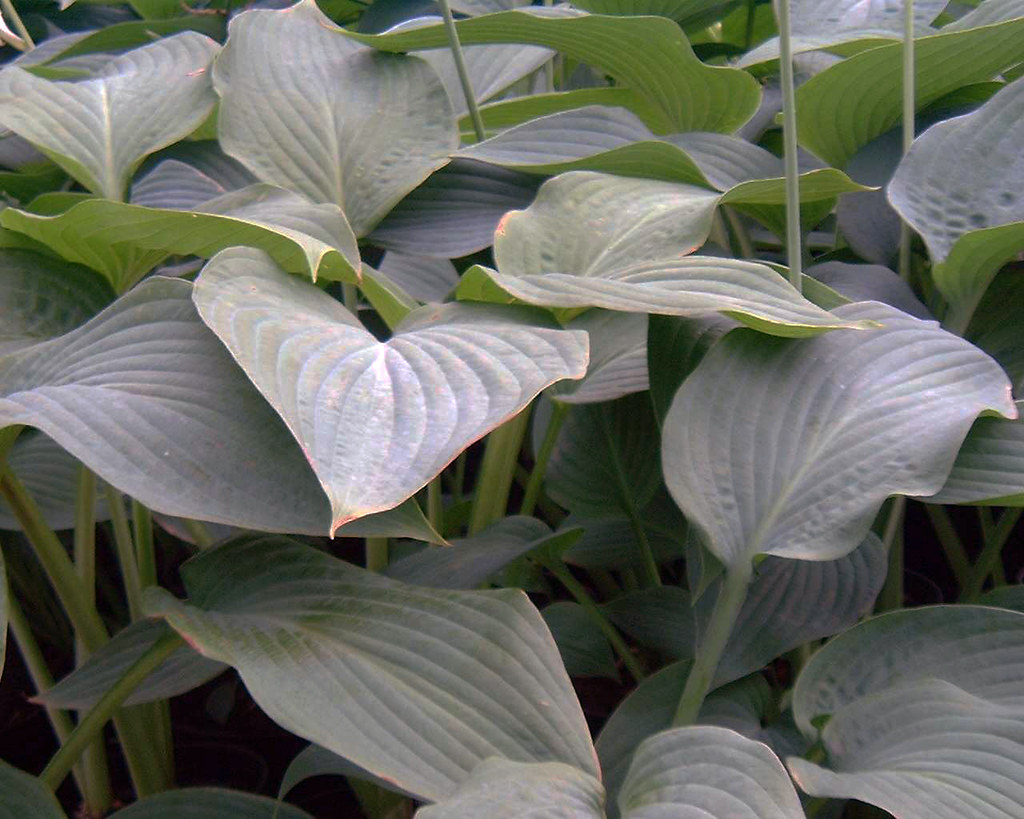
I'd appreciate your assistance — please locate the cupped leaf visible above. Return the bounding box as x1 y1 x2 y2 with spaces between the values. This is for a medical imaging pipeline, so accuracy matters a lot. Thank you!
619 726 805 819
110 788 314 818
0 33 219 200
213 0 458 236
416 759 605 819
796 17 1024 168
0 761 66 819
0 184 360 292
550 311 648 404
386 516 582 589
789 606 1024 819
486 172 864 336
928 401 1024 506
0 276 333 534
145 534 598 802
369 159 541 258
346 6 760 133
888 77 1024 322
37 620 226 710
195 249 587 531
663 302 1016 568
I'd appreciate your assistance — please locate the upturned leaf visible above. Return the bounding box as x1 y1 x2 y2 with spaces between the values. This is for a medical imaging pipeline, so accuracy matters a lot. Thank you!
145 535 598 802
662 302 1016 567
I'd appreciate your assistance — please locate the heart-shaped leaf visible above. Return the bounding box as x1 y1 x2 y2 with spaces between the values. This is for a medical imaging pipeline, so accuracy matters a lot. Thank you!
194 249 587 530
486 172 865 335
795 16 1024 167
888 76 1024 325
110 788 314 818
789 605 1024 819
37 620 226 710
1 184 360 293
0 33 219 200
145 534 598 802
346 6 760 134
213 0 458 236
0 276 333 533
0 761 65 819
663 302 1016 568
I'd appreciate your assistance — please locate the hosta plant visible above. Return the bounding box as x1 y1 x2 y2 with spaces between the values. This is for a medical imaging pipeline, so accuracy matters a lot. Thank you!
1 0 1023 817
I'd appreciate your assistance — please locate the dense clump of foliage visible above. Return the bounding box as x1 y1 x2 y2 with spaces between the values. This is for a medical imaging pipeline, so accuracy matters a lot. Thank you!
1 0 1023 817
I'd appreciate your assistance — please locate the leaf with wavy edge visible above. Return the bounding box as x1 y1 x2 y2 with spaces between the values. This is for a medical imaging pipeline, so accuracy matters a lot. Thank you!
145 535 598 802
0 185 360 292
345 6 759 134
0 276 333 534
663 302 1016 567
194 248 588 531
0 33 219 200
213 0 458 236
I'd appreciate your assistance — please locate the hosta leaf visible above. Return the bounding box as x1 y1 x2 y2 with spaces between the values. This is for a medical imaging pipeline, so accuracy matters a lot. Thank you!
0 185 360 292
967 269 1024 393
346 7 760 133
214 0 458 236
0 761 65 819
0 33 219 200
0 248 114 354
796 17 1024 168
130 159 228 210
487 172 864 335
808 261 931 319
888 77 1024 323
0 277 333 534
145 535 598 802
979 584 1024 611
789 606 1024 819
37 620 226 709
369 159 541 258
543 601 619 681
560 517 687 571
929 401 1024 506
0 162 66 204
195 248 587 531
663 302 1016 568
619 726 805 819
378 252 458 304
416 759 605 819
0 433 109 531
110 788 314 818
385 516 582 589
550 311 648 404
573 0 740 30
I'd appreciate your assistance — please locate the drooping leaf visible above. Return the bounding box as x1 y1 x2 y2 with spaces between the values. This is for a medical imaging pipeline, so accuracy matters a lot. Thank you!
789 605 1024 819
369 159 541 258
888 77 1024 323
0 276 333 534
619 726 805 819
663 302 1016 568
0 33 220 200
213 0 458 236
485 172 867 335
0 761 66 819
194 248 587 531
386 516 581 589
110 788 314 818
145 535 598 802
542 601 619 681
929 401 1024 506
549 311 648 405
416 759 605 819
378 252 458 303
345 6 760 133
1 184 361 292
795 17 1024 167
37 620 226 710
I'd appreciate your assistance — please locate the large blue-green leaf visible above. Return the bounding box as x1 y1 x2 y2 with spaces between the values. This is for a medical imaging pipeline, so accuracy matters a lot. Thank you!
194 248 587 532
145 535 598 802
0 276 333 533
0 33 219 200
346 6 759 133
0 761 65 819
663 302 1016 568
888 76 1024 326
549 311 648 404
111 788 314 818
213 0 458 236
789 606 1024 819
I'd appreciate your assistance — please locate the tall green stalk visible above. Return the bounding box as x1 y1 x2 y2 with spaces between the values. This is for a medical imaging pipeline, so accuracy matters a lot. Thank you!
520 402 569 517
775 0 803 292
961 508 1022 602
468 411 530 535
898 0 916 282
106 486 144 621
0 0 33 49
877 496 907 612
438 0 486 142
